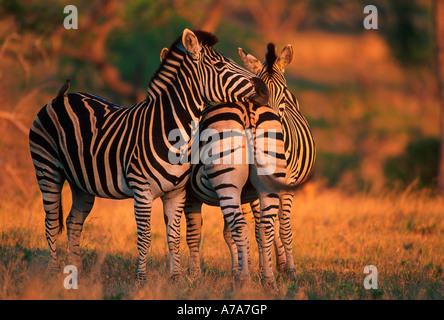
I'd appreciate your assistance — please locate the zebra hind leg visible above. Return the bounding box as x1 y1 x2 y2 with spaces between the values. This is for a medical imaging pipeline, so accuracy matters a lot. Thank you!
273 213 287 272
250 199 264 275
66 183 95 272
35 170 65 274
184 197 203 279
222 200 250 284
240 203 253 271
256 191 279 290
133 189 153 284
162 189 186 282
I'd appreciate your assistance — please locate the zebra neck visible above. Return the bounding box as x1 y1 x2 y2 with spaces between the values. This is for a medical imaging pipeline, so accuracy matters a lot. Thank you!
146 50 204 125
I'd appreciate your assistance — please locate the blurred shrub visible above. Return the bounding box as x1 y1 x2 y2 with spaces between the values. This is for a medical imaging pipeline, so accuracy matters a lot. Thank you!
109 15 190 94
316 152 361 187
384 137 440 189
384 0 434 67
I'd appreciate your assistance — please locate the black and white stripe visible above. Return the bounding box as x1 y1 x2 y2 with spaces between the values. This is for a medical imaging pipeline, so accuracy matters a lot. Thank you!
29 29 268 281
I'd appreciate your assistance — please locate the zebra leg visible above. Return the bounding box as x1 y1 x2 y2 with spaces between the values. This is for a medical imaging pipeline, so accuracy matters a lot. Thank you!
250 199 263 274
278 192 297 280
240 203 253 270
66 183 95 271
223 218 238 277
223 202 250 283
213 184 250 282
162 188 186 281
133 189 153 283
38 172 65 273
257 192 279 287
184 197 203 278
223 203 253 277
273 211 286 272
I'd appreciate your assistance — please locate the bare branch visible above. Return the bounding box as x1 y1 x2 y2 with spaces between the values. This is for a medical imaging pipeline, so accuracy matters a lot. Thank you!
199 0 224 32
50 0 145 102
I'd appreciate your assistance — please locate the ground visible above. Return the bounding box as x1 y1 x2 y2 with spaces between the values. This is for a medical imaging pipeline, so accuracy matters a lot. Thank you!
1 184 442 299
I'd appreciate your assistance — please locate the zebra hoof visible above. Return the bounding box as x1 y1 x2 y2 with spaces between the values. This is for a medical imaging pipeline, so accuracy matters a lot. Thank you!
170 273 183 283
287 269 297 282
46 262 61 275
236 278 252 289
277 262 287 273
263 280 278 293
135 273 147 286
236 274 252 288
189 268 202 280
261 276 278 292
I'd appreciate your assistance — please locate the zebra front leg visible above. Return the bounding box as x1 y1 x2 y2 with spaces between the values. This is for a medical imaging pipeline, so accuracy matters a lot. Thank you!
66 183 95 271
273 216 286 272
223 218 239 277
185 197 203 278
133 190 153 283
162 189 186 281
278 192 297 280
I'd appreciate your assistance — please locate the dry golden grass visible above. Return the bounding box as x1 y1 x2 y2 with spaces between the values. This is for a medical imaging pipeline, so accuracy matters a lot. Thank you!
0 184 442 300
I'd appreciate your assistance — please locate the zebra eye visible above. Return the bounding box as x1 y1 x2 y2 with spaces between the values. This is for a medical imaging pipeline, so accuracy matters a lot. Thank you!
278 103 285 116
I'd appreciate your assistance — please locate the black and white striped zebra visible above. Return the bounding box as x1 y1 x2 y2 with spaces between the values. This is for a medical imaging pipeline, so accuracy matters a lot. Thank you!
28 29 269 282
184 43 315 282
238 43 315 279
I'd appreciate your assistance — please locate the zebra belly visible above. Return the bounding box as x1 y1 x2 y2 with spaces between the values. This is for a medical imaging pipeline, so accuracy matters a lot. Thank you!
62 159 134 199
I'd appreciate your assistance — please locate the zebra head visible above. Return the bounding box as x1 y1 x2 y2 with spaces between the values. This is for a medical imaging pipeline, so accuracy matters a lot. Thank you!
159 29 269 107
238 43 299 119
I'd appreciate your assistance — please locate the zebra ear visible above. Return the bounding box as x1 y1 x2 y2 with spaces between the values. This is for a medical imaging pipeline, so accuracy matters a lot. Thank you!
182 29 202 59
238 48 263 74
276 44 293 72
160 48 169 62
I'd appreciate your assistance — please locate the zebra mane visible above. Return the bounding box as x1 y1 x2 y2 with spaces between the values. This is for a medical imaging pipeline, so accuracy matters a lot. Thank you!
194 30 219 47
265 43 277 75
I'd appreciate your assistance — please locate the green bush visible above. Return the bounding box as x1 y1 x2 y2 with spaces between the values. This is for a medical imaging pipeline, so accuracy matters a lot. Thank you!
316 152 361 187
384 137 440 189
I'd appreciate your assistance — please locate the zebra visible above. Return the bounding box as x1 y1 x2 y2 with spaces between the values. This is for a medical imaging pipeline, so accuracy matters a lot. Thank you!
184 43 315 283
28 29 269 282
237 43 316 278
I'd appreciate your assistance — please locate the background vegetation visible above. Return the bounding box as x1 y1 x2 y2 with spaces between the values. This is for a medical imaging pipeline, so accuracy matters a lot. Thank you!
0 0 442 299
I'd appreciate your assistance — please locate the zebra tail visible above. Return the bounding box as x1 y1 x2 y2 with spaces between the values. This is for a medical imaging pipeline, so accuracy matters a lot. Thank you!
258 169 315 192
256 171 302 192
